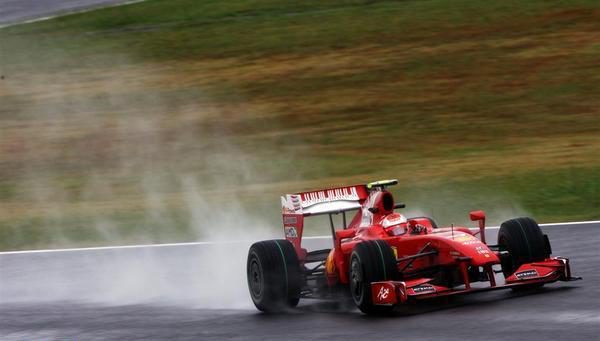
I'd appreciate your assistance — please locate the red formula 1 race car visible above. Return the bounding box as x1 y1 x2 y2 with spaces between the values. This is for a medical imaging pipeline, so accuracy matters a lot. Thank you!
246 180 580 314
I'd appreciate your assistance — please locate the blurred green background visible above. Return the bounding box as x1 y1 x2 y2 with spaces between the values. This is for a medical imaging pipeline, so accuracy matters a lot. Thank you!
0 0 598 250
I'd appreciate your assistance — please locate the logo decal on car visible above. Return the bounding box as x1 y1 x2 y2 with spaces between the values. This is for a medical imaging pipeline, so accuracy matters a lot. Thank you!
283 216 298 224
412 284 436 294
515 269 539 279
377 286 390 301
285 226 298 238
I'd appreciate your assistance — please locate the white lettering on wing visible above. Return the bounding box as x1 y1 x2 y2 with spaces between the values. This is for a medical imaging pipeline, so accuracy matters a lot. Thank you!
301 187 359 207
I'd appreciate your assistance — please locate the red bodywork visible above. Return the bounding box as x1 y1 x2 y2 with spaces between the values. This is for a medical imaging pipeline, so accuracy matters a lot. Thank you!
280 181 579 306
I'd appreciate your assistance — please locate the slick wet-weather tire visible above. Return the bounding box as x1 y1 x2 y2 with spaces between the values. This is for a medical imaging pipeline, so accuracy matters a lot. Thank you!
349 240 399 315
498 217 551 290
247 239 302 312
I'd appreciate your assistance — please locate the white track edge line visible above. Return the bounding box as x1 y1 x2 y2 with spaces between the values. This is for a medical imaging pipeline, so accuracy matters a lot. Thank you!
0 0 148 29
0 220 598 255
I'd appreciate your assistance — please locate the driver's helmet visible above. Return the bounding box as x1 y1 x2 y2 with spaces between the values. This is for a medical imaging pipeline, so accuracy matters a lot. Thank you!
382 212 408 236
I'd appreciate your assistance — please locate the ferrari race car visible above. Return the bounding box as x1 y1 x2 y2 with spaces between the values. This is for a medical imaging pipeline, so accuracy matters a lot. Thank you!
246 180 580 314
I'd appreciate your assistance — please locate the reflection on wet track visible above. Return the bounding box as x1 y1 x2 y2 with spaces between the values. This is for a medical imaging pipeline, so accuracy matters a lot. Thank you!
0 223 596 340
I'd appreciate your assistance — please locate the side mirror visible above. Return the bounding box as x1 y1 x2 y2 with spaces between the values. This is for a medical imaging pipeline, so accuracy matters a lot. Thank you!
469 210 485 221
469 210 486 244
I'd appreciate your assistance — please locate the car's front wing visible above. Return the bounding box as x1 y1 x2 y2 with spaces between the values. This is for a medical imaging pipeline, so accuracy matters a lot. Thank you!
371 257 581 306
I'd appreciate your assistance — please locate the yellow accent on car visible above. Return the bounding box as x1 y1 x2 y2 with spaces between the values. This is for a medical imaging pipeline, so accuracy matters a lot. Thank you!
366 179 399 189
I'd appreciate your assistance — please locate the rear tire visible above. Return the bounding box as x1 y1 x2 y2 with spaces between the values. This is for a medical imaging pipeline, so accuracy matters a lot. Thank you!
247 240 302 312
349 240 399 315
498 217 550 291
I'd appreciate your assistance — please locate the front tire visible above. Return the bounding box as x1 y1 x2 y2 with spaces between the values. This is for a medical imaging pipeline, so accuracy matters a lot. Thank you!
498 217 551 290
247 240 302 312
349 240 399 315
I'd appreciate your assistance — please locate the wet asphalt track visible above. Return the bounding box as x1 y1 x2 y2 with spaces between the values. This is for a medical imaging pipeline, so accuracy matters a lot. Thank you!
0 222 598 340
0 0 137 26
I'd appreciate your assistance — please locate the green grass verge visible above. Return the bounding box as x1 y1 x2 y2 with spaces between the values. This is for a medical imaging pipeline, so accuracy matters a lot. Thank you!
0 0 599 250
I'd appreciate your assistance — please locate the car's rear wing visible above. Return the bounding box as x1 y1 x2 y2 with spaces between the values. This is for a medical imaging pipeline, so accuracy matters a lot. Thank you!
281 185 369 216
281 180 398 256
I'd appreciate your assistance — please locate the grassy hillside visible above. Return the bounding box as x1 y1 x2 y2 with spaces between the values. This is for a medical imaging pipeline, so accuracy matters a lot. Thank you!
0 0 599 250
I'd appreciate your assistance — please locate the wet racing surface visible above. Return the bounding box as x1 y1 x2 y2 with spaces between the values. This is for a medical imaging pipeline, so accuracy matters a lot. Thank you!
0 223 597 340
